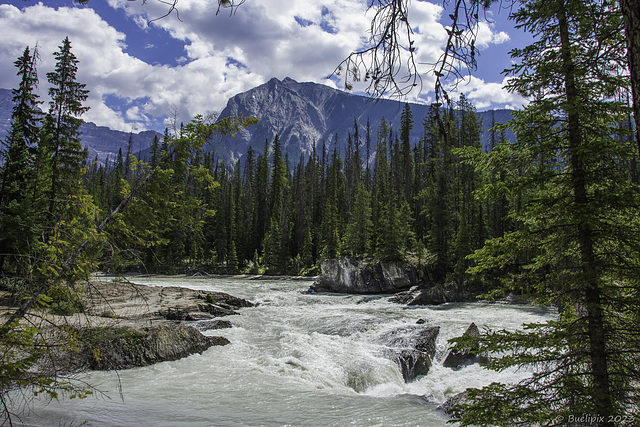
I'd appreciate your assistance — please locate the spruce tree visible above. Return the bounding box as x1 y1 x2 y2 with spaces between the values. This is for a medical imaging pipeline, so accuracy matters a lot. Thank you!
452 1 640 425
45 37 90 228
0 46 43 274
399 103 414 202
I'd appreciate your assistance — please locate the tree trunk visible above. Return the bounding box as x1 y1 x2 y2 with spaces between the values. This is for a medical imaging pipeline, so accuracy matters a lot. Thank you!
620 0 640 154
557 5 613 425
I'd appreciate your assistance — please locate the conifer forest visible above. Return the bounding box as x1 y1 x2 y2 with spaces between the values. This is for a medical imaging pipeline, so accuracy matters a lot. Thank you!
2 0 640 425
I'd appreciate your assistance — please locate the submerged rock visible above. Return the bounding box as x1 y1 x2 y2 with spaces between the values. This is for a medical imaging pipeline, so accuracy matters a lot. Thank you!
442 322 489 369
310 257 417 294
193 319 233 331
378 325 440 381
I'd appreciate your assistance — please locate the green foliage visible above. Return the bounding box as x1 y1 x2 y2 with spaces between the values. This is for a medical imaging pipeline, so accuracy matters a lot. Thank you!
43 284 86 316
450 0 640 424
0 321 93 425
0 40 261 425
84 100 491 278
0 46 43 276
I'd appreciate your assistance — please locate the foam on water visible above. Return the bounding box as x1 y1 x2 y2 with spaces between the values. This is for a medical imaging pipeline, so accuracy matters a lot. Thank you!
17 277 556 426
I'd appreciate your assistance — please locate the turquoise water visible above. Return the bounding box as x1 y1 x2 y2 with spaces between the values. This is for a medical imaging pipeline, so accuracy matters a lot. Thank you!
19 277 555 426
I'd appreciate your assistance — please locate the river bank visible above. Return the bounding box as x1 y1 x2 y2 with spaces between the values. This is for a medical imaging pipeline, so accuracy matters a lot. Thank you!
15 276 556 427
0 278 254 372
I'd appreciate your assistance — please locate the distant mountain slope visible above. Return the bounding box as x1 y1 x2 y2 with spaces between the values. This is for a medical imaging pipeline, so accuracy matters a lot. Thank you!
1 80 515 167
0 88 159 164
210 77 515 165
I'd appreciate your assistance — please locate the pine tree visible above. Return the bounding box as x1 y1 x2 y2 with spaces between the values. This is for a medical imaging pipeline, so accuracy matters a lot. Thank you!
343 182 373 256
149 134 161 168
452 94 485 280
45 37 90 228
320 144 344 259
0 46 43 274
452 1 640 425
241 146 256 262
399 103 414 202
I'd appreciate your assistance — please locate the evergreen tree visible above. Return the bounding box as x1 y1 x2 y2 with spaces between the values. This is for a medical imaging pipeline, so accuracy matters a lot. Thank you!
372 118 390 255
452 1 640 425
252 139 270 257
343 182 373 256
452 94 485 280
399 103 414 202
149 134 161 168
0 46 43 274
45 37 90 228
241 146 256 262
320 144 344 259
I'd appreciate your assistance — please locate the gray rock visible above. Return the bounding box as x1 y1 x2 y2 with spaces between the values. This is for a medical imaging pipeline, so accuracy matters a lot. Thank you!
378 325 440 381
389 282 482 305
198 291 255 309
388 286 420 304
193 319 233 331
47 325 229 372
443 323 489 368
197 303 240 317
440 389 476 415
157 303 240 321
310 257 417 294
159 307 201 321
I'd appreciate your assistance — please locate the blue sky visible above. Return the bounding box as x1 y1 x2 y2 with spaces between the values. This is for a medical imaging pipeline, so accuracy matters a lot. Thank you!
0 0 529 133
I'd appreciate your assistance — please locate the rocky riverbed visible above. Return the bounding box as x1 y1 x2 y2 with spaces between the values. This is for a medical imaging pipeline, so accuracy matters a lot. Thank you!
0 277 254 373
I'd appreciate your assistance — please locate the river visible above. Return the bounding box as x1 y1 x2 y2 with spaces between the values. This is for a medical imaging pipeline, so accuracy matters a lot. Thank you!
21 277 555 426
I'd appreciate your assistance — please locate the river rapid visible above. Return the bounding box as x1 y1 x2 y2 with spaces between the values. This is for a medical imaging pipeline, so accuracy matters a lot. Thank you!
22 277 555 426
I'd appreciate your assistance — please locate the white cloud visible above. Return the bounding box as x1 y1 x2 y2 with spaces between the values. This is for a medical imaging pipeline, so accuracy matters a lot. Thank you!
0 3 152 131
475 20 510 49
450 76 526 110
0 1 523 133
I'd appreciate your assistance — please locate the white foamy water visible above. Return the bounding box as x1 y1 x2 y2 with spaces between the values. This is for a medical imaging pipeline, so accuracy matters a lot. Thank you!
19 277 556 426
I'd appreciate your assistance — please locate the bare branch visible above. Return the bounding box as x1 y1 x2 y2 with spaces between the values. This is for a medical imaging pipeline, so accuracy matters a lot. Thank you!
331 0 421 99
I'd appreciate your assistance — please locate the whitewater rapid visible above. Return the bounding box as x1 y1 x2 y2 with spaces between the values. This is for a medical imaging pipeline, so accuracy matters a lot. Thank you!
21 277 555 426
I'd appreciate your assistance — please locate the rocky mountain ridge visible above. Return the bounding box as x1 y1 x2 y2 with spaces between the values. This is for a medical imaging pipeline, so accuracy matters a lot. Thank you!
0 79 515 167
210 77 515 165
0 88 160 164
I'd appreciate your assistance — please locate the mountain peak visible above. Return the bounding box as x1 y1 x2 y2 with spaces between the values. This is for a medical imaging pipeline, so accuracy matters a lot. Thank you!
211 78 515 166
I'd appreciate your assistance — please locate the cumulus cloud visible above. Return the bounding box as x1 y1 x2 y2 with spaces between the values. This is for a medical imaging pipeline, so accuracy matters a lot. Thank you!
449 76 526 110
0 3 154 131
0 1 522 132
475 20 510 49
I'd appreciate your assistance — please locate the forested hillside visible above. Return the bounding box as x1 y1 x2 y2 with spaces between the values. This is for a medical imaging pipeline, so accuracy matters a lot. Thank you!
0 80 514 167
83 97 511 281
2 0 640 422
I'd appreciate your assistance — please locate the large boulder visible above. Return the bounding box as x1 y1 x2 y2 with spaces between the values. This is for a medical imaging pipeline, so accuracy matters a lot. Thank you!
378 325 440 381
48 325 229 372
310 257 417 294
442 322 489 368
